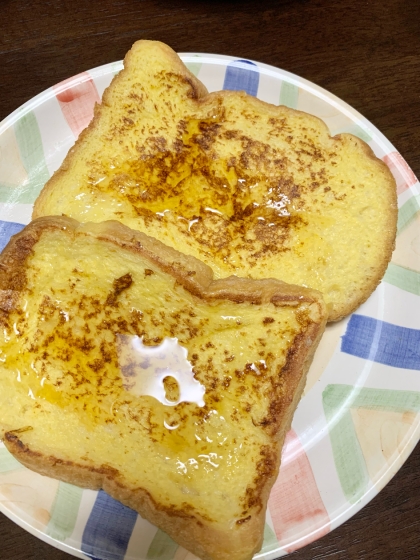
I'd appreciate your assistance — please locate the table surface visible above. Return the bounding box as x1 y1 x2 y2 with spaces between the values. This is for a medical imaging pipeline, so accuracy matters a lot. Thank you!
1 0 419 558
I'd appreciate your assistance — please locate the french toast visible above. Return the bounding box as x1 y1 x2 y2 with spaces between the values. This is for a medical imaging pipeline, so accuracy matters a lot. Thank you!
0 216 327 560
33 40 398 321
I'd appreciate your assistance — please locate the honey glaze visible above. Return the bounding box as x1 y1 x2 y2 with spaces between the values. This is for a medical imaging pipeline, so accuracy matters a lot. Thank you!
82 117 315 266
4 334 205 411
2 322 244 477
1 312 206 431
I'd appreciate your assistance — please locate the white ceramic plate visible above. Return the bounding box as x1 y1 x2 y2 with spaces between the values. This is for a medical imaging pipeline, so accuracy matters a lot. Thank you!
0 53 419 560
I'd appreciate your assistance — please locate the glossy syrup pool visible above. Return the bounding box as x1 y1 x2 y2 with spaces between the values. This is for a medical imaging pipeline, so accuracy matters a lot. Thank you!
79 117 312 265
2 329 255 478
3 333 205 408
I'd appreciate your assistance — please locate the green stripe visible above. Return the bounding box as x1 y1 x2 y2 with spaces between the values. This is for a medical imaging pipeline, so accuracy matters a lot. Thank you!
397 196 420 234
323 385 420 503
46 482 83 541
384 263 420 295
0 447 23 473
185 56 202 77
352 386 420 413
330 410 368 504
261 522 279 553
334 124 372 143
3 111 50 204
324 384 420 418
0 184 30 203
146 529 178 560
280 81 299 109
112 61 123 76
323 386 369 503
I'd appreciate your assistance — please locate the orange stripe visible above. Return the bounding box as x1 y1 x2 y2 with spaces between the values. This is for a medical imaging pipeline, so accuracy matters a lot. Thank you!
53 72 100 138
383 152 417 195
268 430 330 553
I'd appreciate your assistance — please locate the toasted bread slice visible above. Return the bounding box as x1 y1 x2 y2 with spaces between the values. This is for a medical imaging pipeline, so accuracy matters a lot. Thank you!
33 40 397 321
0 216 326 560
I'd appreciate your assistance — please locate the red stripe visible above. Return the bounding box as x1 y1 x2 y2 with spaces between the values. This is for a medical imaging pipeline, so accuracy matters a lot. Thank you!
268 430 330 552
383 152 417 195
53 72 100 138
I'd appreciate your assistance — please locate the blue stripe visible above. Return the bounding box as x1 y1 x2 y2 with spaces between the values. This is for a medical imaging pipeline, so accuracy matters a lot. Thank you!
223 59 260 96
0 220 25 252
81 491 137 560
341 314 420 370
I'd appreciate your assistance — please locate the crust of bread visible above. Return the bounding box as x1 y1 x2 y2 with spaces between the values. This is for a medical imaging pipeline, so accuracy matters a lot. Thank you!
0 216 327 560
0 215 324 306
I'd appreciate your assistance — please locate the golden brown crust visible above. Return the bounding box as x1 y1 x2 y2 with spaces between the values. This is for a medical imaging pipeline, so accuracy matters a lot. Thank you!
0 216 326 560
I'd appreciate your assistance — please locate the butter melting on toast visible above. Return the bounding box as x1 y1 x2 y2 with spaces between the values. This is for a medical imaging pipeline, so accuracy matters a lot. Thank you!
0 217 327 560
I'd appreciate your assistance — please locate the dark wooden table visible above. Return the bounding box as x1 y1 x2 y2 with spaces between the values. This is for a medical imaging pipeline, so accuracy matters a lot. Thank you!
1 0 419 558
